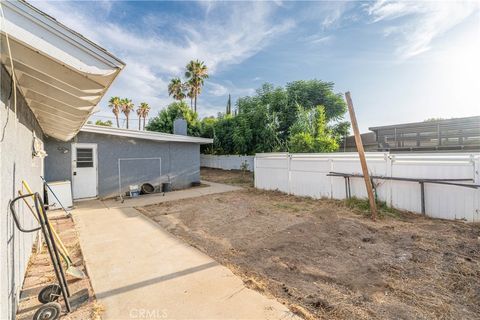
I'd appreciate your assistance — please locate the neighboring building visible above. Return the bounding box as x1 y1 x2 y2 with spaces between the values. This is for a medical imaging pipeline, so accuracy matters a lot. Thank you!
369 116 480 152
340 132 377 152
45 124 212 199
1 1 124 318
342 116 480 153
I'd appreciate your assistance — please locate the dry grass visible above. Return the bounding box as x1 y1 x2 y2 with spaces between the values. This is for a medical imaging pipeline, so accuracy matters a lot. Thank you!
201 167 254 188
91 302 106 320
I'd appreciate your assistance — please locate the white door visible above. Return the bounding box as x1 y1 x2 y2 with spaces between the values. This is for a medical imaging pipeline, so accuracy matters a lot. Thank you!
72 143 98 199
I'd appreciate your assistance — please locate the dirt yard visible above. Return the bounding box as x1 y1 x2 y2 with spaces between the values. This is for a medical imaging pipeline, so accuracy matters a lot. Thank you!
139 168 480 320
17 215 102 320
200 167 254 188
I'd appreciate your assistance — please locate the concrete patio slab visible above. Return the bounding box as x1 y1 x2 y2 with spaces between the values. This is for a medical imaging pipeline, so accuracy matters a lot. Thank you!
95 180 242 209
72 182 297 319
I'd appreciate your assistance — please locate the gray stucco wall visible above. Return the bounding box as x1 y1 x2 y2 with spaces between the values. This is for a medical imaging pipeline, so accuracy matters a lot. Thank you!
45 131 200 198
1 65 44 319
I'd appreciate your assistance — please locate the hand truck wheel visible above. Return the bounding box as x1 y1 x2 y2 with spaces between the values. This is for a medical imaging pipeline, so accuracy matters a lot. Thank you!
38 284 62 303
33 302 62 320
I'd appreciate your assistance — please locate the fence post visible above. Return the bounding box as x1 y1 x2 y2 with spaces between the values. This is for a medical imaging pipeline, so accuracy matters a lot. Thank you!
329 158 333 199
386 153 393 207
254 155 257 188
287 154 292 195
420 181 426 215
473 154 480 223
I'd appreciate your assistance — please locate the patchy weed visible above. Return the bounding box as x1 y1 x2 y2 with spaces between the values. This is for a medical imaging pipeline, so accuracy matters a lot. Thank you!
345 197 401 219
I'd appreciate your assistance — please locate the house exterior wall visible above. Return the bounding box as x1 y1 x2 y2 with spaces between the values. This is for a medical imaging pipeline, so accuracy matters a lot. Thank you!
45 131 200 198
1 65 44 319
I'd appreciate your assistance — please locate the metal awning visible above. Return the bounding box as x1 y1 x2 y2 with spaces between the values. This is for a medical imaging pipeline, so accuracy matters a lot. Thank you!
0 0 125 141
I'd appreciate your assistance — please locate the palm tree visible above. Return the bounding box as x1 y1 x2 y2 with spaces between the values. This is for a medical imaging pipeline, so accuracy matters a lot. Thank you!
139 102 150 130
185 60 209 113
136 106 142 130
186 83 195 110
121 98 134 129
168 78 185 101
108 96 121 128
136 102 150 130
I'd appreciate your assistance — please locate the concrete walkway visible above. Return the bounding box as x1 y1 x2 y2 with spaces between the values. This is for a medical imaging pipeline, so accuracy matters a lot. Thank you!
73 182 297 319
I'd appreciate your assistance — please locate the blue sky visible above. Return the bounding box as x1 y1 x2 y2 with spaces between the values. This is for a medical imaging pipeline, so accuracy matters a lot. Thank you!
33 0 480 132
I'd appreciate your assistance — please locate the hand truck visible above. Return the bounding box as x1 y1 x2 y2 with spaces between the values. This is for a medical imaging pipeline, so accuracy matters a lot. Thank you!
10 192 88 320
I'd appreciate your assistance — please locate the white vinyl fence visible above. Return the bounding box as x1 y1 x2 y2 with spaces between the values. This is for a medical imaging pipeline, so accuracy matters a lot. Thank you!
255 152 480 222
201 154 254 172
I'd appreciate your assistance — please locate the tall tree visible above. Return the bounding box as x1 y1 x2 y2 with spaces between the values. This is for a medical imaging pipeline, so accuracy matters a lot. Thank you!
199 117 217 154
288 106 338 153
139 102 150 130
186 84 194 110
108 96 121 128
136 105 142 130
199 80 348 155
226 94 231 115
168 78 186 101
121 98 134 129
146 101 200 136
185 60 209 113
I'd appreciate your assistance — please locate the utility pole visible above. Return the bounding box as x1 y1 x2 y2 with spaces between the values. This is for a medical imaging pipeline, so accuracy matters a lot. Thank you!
345 92 377 221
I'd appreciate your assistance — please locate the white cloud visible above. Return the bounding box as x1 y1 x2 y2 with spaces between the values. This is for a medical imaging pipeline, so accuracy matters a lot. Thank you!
322 3 348 28
97 0 113 13
366 0 423 22
272 1 285 8
32 0 294 117
222 80 256 96
207 81 255 98
197 0 217 16
207 82 229 97
303 34 332 45
294 0 351 30
366 0 479 59
174 3 295 73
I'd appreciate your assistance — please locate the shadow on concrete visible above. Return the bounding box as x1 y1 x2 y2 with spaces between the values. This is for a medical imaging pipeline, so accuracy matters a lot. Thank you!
95 261 218 299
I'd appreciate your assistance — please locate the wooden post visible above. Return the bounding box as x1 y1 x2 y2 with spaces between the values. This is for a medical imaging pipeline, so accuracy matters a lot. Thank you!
345 92 377 221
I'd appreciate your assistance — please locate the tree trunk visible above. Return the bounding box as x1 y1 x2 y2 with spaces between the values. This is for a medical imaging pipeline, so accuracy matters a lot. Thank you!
190 97 193 110
143 116 146 130
194 95 197 113
126 115 129 129
115 115 120 128
138 116 141 130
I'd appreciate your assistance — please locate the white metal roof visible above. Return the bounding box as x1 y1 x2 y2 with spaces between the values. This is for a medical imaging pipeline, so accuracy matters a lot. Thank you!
0 0 125 141
81 124 213 144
